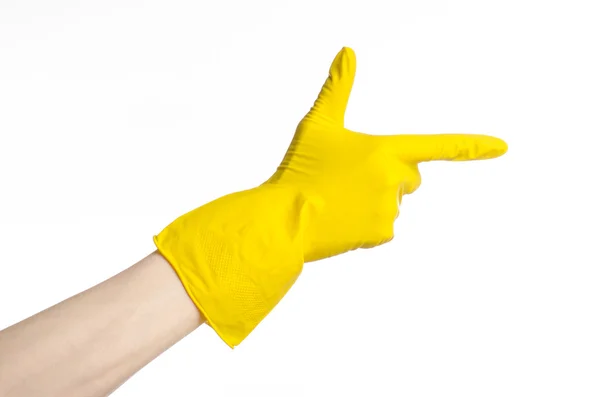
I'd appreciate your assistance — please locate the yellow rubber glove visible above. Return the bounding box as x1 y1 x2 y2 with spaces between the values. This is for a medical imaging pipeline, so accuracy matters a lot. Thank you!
267 48 508 261
154 47 508 348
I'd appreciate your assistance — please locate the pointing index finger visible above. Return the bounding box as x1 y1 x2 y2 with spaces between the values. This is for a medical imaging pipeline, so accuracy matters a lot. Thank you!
385 134 508 163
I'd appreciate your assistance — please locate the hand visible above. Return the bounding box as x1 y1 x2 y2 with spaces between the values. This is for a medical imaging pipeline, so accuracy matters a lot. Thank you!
265 47 508 262
154 47 508 347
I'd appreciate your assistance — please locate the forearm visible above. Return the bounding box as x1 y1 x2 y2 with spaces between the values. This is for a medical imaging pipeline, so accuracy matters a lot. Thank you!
0 251 204 397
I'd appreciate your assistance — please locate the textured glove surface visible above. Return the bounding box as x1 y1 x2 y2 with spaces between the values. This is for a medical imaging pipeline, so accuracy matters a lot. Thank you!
155 184 312 347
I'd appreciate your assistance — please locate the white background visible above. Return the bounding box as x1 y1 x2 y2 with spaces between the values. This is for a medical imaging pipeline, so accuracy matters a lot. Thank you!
1 0 599 396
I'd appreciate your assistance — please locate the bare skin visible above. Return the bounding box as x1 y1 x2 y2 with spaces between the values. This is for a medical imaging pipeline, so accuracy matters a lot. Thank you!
0 252 204 397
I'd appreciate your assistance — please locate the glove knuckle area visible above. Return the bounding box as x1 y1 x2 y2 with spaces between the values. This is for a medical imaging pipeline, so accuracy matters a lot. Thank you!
362 223 395 248
364 201 397 248
394 162 422 195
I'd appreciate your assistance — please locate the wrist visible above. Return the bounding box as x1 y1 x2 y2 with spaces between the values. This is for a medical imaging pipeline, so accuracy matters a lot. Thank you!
154 184 311 347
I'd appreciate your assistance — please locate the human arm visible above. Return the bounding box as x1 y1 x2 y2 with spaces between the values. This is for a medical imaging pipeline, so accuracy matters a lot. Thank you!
0 251 203 397
0 46 508 396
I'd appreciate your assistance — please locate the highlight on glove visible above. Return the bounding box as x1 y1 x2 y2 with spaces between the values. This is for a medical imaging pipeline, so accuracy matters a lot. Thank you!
154 46 508 348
